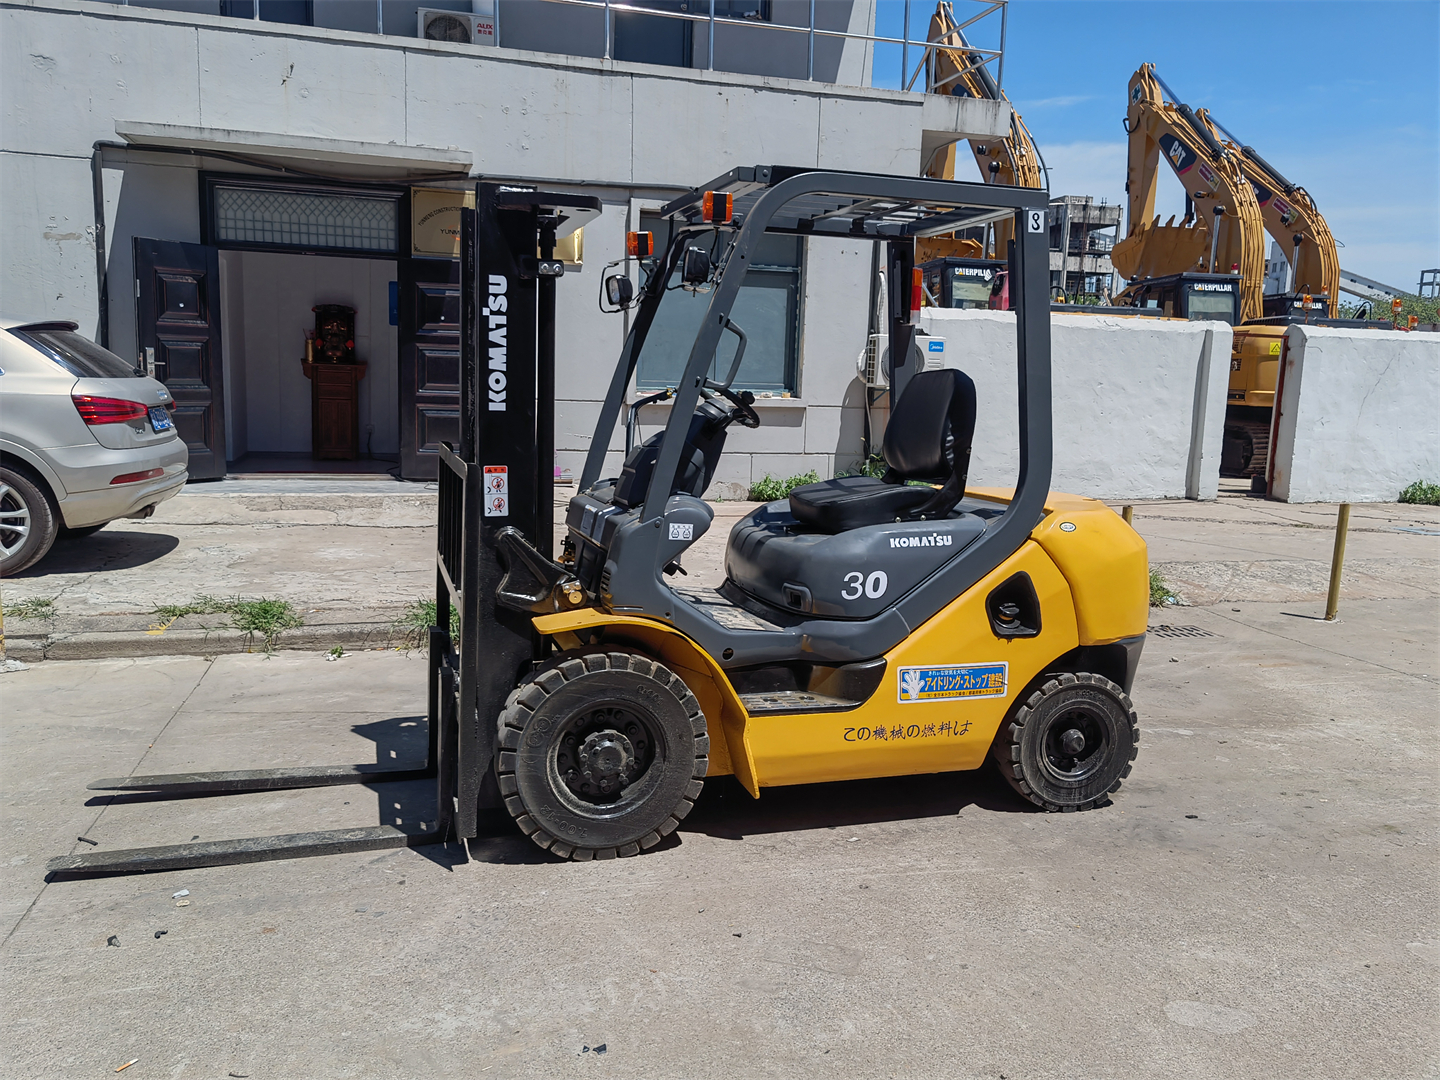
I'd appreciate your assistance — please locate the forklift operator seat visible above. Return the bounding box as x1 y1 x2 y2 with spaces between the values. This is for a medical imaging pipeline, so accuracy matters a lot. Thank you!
787 367 977 533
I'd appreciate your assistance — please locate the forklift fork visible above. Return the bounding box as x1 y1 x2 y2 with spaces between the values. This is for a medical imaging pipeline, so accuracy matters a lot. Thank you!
45 628 459 877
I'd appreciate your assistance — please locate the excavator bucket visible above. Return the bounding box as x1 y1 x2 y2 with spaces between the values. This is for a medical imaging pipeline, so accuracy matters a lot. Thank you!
917 236 984 262
1112 216 1208 282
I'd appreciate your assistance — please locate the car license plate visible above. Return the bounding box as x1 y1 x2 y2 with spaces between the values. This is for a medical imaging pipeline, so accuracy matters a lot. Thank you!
149 406 173 433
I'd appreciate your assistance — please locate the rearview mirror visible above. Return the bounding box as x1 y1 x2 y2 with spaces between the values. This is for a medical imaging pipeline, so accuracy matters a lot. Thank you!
604 275 633 307
681 247 711 285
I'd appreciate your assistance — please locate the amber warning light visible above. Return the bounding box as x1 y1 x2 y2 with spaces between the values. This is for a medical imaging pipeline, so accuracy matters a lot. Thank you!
702 191 733 224
911 268 924 314
626 231 653 258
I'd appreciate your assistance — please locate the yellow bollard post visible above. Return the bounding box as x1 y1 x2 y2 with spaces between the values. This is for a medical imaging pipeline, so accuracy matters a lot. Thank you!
1122 505 1134 525
1324 503 1351 621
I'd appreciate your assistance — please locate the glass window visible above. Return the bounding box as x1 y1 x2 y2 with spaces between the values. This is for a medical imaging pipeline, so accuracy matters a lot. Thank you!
635 216 801 393
1186 290 1237 324
12 329 141 379
948 270 993 310
213 185 399 253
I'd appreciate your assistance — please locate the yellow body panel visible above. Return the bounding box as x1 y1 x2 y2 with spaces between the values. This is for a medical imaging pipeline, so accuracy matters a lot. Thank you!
745 541 1077 787
1229 326 1285 406
535 489 1149 793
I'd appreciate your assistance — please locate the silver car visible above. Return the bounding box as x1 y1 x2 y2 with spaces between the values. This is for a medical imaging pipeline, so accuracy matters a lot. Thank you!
0 320 188 575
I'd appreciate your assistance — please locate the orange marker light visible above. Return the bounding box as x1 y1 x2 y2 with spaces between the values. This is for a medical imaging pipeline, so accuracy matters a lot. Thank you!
626 231 653 258
911 267 924 313
702 191 733 224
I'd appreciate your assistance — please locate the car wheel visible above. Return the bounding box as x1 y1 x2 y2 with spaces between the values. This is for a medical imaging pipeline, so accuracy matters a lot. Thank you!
0 466 60 577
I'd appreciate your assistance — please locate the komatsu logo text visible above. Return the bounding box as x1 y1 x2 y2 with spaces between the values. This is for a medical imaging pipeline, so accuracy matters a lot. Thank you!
890 533 953 549
484 274 508 411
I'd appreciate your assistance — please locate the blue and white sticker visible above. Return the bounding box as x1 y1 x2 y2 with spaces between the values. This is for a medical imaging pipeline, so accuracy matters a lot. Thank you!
898 662 1007 703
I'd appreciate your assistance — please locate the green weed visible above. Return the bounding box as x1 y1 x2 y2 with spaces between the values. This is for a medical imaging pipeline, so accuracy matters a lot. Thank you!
150 595 302 651
1149 569 1180 608
749 470 820 502
394 598 460 650
4 596 57 621
1398 480 1440 506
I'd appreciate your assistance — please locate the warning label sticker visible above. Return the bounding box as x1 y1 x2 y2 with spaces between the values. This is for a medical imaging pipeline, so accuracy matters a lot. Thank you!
483 465 509 517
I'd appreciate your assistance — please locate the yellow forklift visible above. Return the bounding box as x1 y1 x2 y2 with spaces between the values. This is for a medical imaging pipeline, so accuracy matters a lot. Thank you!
51 168 1148 873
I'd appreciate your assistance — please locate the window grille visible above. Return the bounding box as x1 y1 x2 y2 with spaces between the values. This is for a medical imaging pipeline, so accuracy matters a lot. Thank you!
213 186 399 253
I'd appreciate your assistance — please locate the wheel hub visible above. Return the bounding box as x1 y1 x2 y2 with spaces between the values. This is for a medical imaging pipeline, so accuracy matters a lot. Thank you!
1042 707 1106 780
555 704 655 805
577 730 637 793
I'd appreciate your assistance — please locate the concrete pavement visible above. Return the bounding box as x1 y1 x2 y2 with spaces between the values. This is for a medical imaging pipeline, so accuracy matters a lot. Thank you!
1 592 1437 1077
4 477 1437 660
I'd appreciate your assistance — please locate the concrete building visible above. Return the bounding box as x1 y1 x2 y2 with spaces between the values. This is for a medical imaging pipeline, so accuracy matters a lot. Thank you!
1 0 1010 490
1048 194 1121 301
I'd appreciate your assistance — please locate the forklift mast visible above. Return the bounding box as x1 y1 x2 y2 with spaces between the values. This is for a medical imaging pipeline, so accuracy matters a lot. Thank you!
48 183 601 875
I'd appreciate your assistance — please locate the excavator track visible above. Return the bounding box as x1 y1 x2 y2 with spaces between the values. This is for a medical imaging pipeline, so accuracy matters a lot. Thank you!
1222 405 1272 480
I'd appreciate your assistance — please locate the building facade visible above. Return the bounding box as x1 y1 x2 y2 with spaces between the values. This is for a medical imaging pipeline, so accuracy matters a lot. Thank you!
2 0 1009 491
1048 194 1121 302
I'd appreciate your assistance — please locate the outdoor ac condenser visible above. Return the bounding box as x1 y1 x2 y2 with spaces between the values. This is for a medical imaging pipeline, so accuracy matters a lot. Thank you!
857 331 946 388
418 3 498 46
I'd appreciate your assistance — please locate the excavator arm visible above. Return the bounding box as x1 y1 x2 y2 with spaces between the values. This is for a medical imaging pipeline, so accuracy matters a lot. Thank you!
1115 64 1267 321
924 2 1043 256
1193 108 1340 316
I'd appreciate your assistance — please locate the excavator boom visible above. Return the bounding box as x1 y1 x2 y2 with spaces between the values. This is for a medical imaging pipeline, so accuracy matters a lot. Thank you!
1117 63 1266 321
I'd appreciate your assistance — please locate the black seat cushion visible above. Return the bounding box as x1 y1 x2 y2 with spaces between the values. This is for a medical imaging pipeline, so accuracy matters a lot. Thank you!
788 369 977 534
788 475 933 533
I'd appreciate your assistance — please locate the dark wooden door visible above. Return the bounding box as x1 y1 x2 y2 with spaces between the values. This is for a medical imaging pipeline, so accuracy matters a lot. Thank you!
134 238 227 479
398 257 461 480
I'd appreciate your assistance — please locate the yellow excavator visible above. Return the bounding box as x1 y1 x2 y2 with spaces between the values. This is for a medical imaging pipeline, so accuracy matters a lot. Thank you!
1113 64 1365 487
1113 63 1267 320
920 2 1045 264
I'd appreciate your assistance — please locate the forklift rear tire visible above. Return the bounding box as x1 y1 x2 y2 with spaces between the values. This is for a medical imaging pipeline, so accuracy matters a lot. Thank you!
994 672 1139 812
496 652 708 860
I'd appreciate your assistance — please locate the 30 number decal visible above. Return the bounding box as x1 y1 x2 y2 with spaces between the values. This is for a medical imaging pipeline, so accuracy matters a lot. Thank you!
841 570 888 601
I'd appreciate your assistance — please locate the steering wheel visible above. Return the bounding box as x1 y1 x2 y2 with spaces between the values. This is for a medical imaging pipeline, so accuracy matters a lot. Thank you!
704 381 760 429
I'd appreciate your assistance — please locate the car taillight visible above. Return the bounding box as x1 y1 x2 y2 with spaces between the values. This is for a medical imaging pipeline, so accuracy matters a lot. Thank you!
110 468 164 485
73 395 149 425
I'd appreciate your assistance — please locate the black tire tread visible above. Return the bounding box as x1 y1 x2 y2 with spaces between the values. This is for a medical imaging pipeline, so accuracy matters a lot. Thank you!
496 650 708 861
995 671 1139 812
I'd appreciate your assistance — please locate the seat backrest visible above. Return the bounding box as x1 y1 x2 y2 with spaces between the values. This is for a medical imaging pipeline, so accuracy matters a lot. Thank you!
882 368 977 488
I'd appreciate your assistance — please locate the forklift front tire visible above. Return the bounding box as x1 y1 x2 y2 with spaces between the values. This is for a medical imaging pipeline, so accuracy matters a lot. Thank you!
995 672 1139 812
496 652 708 860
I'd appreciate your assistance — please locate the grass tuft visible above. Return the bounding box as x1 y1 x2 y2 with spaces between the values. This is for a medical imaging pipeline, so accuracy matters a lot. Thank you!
749 470 820 503
4 596 58 621
150 595 302 652
394 599 459 650
1398 480 1440 506
1149 569 1180 608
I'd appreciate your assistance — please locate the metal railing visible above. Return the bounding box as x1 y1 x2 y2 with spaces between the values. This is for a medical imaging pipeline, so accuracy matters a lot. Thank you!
540 0 1005 89
110 0 1004 92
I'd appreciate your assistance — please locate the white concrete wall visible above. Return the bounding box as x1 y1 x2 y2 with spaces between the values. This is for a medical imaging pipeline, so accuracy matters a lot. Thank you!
1270 325 1440 503
916 309 1233 501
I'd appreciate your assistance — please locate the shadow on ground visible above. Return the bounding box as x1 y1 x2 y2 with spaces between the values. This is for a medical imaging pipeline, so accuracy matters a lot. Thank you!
23 530 180 575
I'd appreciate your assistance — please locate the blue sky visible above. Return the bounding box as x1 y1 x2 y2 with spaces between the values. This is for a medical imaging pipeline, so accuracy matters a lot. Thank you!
871 0 1439 291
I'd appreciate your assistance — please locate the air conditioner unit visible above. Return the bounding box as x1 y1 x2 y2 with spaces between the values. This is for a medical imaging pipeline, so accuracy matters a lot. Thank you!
858 333 888 387
857 331 946 388
418 5 498 46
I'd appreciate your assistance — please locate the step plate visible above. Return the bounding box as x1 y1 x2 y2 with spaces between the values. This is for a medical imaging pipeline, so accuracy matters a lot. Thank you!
739 690 859 715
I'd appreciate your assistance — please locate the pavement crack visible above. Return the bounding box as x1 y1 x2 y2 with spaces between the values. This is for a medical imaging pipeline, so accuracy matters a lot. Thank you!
0 657 217 950
1203 608 1431 682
